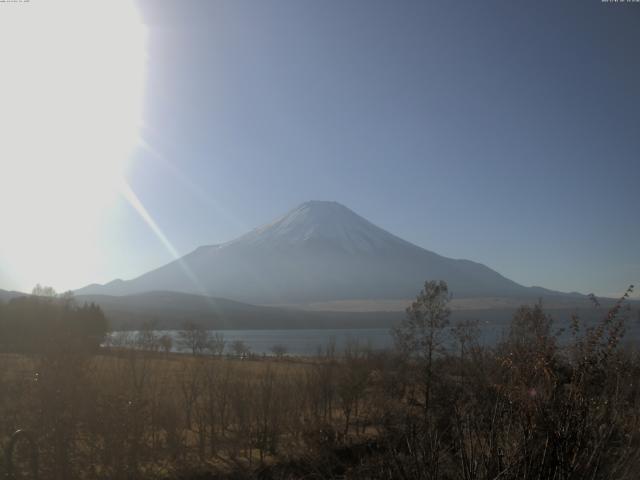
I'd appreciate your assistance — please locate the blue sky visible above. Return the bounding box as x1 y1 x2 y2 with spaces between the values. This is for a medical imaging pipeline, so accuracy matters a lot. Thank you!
105 0 640 297
2 0 639 297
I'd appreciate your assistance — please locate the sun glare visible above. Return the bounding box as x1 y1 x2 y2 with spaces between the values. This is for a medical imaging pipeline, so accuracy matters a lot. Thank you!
0 0 147 290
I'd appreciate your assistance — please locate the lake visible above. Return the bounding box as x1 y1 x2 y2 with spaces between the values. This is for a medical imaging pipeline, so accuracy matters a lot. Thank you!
111 307 640 356
110 323 513 356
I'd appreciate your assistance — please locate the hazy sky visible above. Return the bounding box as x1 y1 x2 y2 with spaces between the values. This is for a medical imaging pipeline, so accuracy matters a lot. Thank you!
2 0 639 297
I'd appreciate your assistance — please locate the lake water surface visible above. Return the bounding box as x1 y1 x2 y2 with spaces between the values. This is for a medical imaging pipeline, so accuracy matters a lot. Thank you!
113 311 640 356
113 324 513 356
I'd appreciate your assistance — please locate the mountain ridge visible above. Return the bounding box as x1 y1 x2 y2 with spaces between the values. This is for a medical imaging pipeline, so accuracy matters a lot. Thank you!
75 200 582 303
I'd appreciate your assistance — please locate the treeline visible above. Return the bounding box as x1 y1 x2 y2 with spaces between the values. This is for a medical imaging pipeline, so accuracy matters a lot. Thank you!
0 288 108 353
108 320 252 357
0 281 639 479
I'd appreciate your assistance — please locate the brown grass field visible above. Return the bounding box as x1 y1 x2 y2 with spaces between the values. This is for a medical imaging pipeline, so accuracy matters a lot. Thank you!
2 288 640 479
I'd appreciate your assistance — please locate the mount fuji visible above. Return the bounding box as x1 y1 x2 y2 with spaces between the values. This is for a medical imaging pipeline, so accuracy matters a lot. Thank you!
75 201 573 304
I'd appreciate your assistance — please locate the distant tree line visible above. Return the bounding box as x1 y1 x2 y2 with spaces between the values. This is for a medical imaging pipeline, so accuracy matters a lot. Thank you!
0 285 108 353
109 319 236 356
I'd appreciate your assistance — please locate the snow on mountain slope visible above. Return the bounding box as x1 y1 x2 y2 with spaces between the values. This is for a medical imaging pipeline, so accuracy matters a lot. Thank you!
75 201 574 303
230 201 415 254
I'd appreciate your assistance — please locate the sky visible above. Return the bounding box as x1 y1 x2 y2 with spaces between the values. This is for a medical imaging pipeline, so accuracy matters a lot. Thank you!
0 0 638 298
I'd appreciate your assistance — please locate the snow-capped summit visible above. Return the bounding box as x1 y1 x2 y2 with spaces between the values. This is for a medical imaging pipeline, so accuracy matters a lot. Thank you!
75 201 570 304
228 201 412 254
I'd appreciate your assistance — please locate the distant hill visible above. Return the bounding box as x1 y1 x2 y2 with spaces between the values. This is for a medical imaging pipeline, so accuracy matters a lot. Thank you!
75 291 402 330
0 289 26 303
76 201 583 304
75 291 638 334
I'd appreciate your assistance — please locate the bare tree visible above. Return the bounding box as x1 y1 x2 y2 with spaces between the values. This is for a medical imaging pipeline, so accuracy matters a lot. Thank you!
177 321 210 356
206 332 226 356
31 284 57 297
451 319 480 386
135 320 159 351
393 280 451 415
